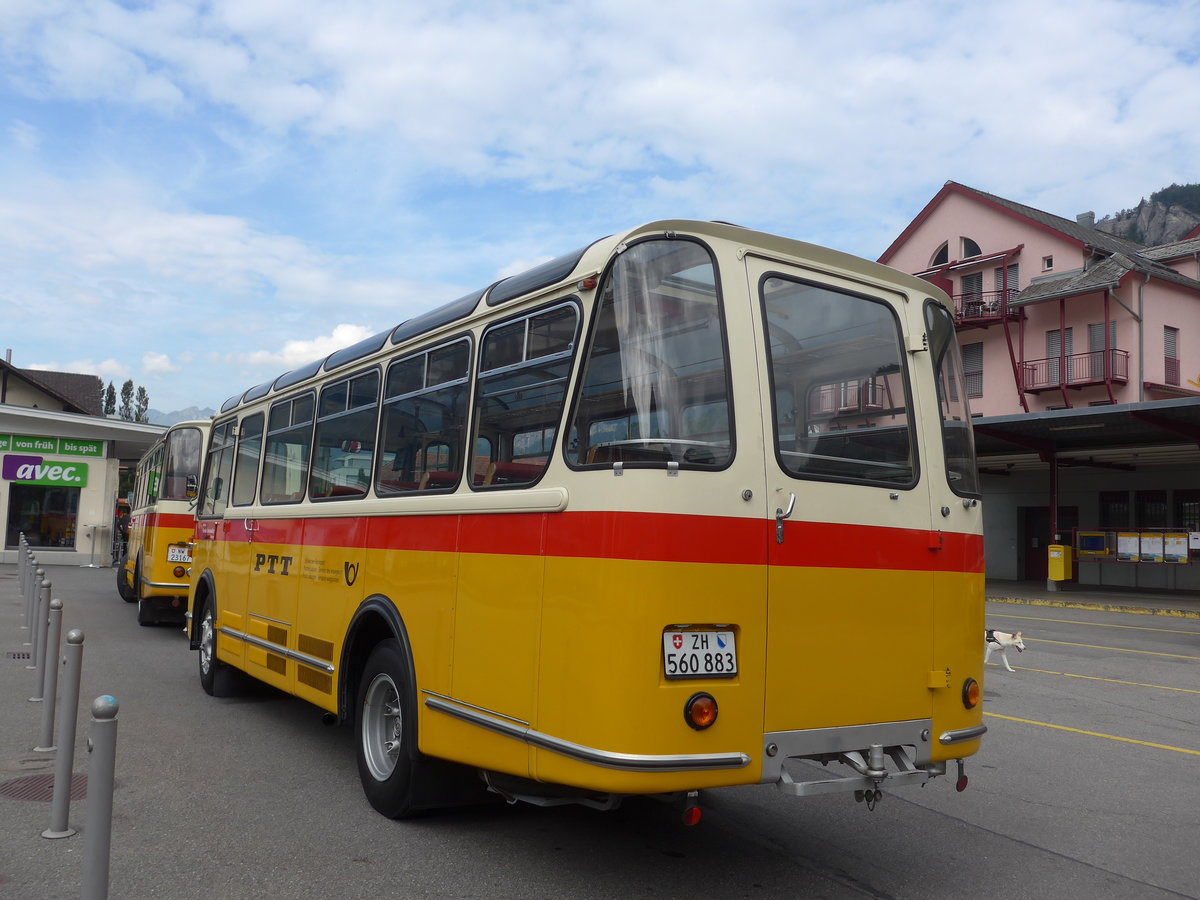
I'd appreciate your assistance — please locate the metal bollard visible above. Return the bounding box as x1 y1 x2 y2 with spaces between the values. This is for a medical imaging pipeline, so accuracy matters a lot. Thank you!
30 579 50 677
18 541 27 612
23 558 40 638
35 599 65 751
82 696 119 900
44 630 85 839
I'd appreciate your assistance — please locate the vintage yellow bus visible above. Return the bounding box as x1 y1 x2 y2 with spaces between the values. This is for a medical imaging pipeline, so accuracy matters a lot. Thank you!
119 420 209 626
189 220 985 821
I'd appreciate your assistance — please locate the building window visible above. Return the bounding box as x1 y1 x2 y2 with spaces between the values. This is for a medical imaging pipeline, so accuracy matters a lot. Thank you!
931 242 949 267
961 237 981 258
5 484 80 549
1042 255 1054 271
1136 490 1168 528
1165 325 1179 386
1099 491 1129 529
962 342 983 398
993 263 1019 297
1176 490 1200 531
1047 327 1073 383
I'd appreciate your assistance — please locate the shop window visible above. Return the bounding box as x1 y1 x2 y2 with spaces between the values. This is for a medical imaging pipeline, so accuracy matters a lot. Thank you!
5 484 81 548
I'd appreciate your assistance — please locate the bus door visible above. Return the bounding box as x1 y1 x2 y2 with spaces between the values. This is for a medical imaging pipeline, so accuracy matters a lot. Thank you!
197 418 252 672
747 257 938 736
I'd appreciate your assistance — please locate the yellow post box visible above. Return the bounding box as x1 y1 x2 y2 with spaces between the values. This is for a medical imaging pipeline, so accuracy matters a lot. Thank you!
1048 544 1072 581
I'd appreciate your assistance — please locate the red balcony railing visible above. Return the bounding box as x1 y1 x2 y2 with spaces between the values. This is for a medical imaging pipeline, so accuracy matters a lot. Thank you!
1021 349 1129 392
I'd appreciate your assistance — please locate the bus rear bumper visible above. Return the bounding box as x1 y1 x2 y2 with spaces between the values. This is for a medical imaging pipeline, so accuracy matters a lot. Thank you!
762 719 978 797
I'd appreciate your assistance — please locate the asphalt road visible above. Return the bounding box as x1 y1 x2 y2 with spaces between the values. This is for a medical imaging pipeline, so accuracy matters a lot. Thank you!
2 565 1198 899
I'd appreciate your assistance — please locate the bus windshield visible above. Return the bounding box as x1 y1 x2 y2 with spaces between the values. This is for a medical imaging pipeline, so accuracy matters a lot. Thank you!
567 238 733 468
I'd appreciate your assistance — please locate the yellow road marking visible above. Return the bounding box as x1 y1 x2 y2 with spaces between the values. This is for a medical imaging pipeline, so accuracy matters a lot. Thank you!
1026 638 1200 661
999 665 1200 694
989 612 1200 636
984 712 1200 757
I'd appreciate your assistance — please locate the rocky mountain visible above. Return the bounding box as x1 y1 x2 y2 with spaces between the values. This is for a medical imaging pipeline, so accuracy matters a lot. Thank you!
147 406 216 426
1093 183 1200 246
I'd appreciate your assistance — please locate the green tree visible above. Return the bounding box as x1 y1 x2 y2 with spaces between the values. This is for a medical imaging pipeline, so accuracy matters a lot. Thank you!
119 379 135 421
104 381 117 416
134 386 150 423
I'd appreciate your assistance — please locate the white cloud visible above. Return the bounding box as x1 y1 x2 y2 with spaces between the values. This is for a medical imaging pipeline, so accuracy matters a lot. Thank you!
142 351 178 374
236 323 375 370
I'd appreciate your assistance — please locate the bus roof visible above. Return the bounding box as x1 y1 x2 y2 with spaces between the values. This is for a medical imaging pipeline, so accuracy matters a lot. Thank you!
217 220 949 416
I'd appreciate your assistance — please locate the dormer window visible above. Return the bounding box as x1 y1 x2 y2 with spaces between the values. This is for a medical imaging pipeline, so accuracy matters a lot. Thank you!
931 242 949 267
961 237 981 258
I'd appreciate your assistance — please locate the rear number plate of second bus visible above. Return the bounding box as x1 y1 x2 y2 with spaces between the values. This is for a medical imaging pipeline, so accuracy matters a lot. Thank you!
167 546 191 563
663 631 737 679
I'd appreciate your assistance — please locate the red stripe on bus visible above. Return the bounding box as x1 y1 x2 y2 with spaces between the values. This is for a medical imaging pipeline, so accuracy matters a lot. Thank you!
200 511 984 573
143 511 196 530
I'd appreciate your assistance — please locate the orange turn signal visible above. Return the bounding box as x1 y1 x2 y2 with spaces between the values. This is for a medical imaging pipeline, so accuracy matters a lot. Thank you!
173 566 186 578
961 677 980 709
684 692 718 730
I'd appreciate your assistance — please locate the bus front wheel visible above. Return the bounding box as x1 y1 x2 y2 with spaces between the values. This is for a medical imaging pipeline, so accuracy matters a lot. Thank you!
356 639 418 818
197 601 223 696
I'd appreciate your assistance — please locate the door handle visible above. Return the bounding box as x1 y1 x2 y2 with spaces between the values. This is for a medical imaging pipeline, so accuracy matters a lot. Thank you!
775 492 796 544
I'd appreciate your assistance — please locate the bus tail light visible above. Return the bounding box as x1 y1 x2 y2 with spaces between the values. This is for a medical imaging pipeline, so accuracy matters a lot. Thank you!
684 692 718 730
173 566 186 578
961 677 980 709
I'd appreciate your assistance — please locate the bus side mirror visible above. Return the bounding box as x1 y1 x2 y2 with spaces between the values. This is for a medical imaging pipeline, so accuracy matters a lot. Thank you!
186 474 198 499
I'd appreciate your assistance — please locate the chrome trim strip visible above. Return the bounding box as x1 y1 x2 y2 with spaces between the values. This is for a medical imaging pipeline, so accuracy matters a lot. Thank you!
218 627 336 674
939 724 987 745
425 696 750 772
249 613 293 627
140 577 188 591
422 691 529 727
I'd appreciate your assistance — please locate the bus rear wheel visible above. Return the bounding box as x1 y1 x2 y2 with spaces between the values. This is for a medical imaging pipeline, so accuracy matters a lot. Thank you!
116 562 136 603
356 639 418 818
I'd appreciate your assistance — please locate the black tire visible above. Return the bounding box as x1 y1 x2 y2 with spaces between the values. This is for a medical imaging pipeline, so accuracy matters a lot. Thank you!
356 639 419 818
116 560 136 603
197 600 222 696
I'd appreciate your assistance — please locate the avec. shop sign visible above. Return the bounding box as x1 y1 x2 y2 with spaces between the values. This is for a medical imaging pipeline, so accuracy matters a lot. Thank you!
2 454 90 487
0 436 100 488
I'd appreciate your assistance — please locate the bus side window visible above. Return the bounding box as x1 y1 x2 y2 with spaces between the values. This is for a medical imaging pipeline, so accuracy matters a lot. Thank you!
232 413 265 506
376 338 471 495
261 394 315 503
311 370 380 501
472 303 579 489
200 420 236 518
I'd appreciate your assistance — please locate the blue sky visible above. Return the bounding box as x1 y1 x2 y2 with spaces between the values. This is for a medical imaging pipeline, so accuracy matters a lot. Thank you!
2 0 1198 414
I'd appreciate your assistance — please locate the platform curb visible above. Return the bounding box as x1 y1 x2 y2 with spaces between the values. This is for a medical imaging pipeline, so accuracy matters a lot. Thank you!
986 595 1200 619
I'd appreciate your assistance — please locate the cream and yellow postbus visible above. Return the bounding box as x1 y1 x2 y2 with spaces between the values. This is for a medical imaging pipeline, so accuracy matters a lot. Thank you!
118 420 208 626
189 220 985 821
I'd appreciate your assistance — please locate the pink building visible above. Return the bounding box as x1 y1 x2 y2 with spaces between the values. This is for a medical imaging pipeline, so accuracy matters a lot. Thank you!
880 183 1200 591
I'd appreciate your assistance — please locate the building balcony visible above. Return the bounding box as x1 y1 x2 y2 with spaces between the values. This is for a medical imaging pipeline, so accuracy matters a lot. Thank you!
952 289 1020 327
1021 349 1130 393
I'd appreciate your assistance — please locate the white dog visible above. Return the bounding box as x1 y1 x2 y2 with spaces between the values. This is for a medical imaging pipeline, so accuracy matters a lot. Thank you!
984 629 1025 672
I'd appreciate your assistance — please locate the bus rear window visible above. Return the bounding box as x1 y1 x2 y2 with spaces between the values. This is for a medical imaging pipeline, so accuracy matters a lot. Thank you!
762 276 915 487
